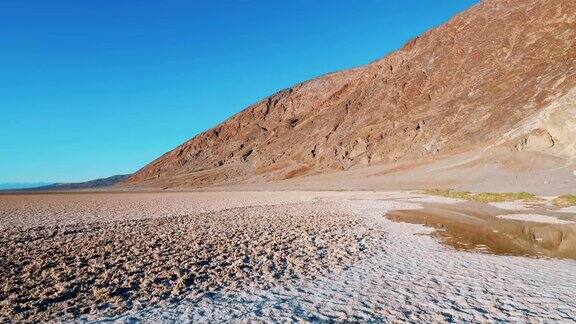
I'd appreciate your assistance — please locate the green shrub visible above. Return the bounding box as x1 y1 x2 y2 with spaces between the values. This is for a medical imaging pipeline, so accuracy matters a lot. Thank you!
472 192 538 203
424 189 538 202
553 195 576 207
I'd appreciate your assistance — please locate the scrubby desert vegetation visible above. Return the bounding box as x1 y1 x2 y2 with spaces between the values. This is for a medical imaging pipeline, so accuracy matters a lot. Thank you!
423 189 539 203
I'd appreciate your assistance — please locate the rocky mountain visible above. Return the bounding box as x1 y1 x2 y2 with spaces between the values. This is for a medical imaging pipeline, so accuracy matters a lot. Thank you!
122 0 576 192
18 175 130 192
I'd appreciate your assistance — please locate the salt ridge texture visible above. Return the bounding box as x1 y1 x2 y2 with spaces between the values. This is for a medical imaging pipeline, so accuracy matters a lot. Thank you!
107 199 576 322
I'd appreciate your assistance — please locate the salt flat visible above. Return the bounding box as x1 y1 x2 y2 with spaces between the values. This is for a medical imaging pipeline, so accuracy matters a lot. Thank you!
1 191 575 322
109 198 576 322
497 213 575 225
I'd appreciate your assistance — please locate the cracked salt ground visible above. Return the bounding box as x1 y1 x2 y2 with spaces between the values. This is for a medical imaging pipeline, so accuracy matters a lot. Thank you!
108 200 576 322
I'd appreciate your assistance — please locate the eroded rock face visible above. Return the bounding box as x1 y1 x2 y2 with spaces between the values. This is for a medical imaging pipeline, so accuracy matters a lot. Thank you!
515 129 555 152
504 86 576 159
123 0 576 189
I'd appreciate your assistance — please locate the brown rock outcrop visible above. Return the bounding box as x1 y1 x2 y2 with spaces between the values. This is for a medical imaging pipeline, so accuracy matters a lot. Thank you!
122 0 576 189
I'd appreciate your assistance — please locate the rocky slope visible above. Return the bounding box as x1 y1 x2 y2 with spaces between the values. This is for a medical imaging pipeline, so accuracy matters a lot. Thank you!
122 0 576 189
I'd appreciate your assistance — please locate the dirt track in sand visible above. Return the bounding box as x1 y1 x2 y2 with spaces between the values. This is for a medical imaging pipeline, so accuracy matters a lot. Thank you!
0 193 379 322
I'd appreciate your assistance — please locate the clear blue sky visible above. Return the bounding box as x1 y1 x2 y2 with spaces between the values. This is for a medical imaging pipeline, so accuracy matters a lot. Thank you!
0 0 478 183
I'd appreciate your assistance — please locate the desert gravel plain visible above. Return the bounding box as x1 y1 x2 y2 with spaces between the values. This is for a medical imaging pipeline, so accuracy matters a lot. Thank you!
1 191 576 322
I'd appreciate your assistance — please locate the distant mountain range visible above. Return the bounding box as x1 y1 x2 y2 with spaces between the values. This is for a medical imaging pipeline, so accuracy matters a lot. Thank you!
0 175 129 192
0 183 53 190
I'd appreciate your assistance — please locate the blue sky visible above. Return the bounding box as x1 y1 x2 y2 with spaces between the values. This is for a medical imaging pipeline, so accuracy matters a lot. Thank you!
0 0 478 183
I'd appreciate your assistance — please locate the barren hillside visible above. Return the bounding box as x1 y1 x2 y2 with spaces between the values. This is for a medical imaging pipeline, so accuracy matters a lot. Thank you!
122 0 576 190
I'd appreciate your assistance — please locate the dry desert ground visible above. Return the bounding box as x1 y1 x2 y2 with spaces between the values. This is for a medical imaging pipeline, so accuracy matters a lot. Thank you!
1 190 575 322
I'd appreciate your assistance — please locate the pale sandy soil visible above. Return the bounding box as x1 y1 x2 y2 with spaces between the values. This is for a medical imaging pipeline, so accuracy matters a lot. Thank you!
558 206 576 213
489 201 531 211
1 191 575 322
497 213 575 224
